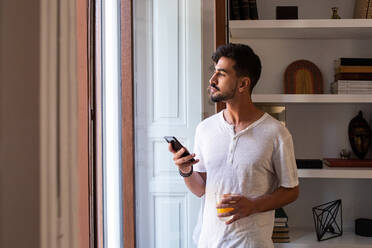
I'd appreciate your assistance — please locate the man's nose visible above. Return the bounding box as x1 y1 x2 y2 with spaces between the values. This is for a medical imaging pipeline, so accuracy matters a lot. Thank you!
209 73 217 85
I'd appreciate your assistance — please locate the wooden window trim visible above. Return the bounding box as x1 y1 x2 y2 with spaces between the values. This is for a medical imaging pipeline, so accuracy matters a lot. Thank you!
91 0 104 247
121 0 136 247
215 0 227 112
76 0 90 247
77 0 136 247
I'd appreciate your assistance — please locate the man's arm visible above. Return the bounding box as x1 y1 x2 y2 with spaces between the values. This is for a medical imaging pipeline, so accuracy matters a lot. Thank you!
253 186 299 213
217 185 299 224
169 144 206 197
183 171 206 197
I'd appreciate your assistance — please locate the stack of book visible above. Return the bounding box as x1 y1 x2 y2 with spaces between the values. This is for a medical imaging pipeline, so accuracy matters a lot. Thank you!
272 208 290 243
230 0 258 20
331 80 372 94
332 58 372 94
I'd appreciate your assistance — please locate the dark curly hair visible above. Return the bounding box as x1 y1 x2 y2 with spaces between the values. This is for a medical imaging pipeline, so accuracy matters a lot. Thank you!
212 43 262 93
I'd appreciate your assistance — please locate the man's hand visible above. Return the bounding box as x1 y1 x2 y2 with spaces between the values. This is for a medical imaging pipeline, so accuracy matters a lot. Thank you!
168 143 199 173
216 186 299 225
216 194 257 225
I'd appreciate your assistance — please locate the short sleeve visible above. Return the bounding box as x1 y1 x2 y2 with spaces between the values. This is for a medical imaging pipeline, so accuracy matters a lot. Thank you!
272 135 299 188
193 125 206 173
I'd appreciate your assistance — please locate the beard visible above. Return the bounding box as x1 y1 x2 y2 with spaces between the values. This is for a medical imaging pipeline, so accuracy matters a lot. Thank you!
210 91 235 102
209 81 238 103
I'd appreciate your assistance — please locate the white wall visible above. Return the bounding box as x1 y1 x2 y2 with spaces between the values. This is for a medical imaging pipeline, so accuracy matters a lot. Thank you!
0 0 40 247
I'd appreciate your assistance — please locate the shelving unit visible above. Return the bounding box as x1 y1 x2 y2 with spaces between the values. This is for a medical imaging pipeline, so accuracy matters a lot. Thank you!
275 229 372 248
252 94 372 103
220 1 372 247
229 19 372 39
298 166 372 179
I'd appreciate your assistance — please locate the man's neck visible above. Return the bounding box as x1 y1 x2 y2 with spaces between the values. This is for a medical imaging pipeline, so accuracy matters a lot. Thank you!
223 99 264 127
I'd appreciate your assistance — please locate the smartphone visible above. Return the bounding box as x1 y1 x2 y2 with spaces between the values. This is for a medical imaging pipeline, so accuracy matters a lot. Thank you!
164 136 196 162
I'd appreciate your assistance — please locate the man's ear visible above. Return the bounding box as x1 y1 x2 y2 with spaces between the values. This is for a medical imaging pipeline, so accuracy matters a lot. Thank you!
238 77 251 93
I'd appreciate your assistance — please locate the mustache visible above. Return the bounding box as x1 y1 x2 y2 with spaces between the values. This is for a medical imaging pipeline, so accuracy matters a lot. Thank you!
209 83 220 91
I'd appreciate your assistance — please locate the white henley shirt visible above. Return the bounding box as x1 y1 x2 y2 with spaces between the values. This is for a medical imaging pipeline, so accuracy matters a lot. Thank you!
193 110 299 248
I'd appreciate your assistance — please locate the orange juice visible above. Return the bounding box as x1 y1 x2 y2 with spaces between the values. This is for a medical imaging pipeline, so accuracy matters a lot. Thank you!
216 193 237 221
217 207 234 214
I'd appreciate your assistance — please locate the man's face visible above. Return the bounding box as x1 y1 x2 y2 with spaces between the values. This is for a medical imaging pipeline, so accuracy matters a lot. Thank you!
208 57 239 103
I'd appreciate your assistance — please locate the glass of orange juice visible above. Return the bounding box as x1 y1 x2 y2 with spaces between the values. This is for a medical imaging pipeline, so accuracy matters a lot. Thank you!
215 193 236 221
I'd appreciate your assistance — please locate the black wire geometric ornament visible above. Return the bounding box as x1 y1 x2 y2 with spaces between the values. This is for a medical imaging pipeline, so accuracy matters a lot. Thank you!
312 199 343 241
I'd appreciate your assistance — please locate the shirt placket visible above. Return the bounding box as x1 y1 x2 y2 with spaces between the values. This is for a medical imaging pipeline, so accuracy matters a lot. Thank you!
228 135 239 164
228 127 251 164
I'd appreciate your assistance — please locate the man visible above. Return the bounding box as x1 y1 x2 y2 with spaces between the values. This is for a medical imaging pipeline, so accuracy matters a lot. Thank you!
169 43 299 248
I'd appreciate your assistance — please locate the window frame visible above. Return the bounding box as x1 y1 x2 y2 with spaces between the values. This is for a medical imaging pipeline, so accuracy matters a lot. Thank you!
77 0 90 246
120 0 136 247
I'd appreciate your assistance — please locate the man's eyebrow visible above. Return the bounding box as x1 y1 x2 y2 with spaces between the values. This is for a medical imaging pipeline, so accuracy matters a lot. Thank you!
216 68 228 73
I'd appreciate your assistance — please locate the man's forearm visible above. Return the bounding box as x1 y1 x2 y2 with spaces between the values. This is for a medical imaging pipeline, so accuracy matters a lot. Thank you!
183 171 206 197
253 186 299 214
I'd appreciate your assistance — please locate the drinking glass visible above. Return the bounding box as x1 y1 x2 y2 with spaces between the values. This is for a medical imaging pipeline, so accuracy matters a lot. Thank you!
215 193 235 222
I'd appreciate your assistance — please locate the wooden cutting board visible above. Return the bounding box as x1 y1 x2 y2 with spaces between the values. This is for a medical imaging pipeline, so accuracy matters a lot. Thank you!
284 60 323 94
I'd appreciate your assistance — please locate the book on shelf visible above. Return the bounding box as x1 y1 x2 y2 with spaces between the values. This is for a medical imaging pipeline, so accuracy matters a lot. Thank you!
273 226 289 233
323 158 372 167
335 66 372 74
272 237 290 243
272 225 290 243
331 87 372 94
230 0 241 20
272 231 290 238
331 90 372 94
335 73 372 81
353 0 372 18
332 89 372 94
274 221 288 227
273 208 290 243
275 208 288 223
296 159 323 169
336 58 372 66
331 80 372 94
239 0 251 20
334 80 372 85
230 0 258 20
248 0 258 20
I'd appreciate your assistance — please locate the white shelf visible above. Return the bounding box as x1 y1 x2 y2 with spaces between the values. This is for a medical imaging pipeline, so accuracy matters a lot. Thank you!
252 94 372 103
230 19 372 39
274 228 372 248
298 166 372 179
